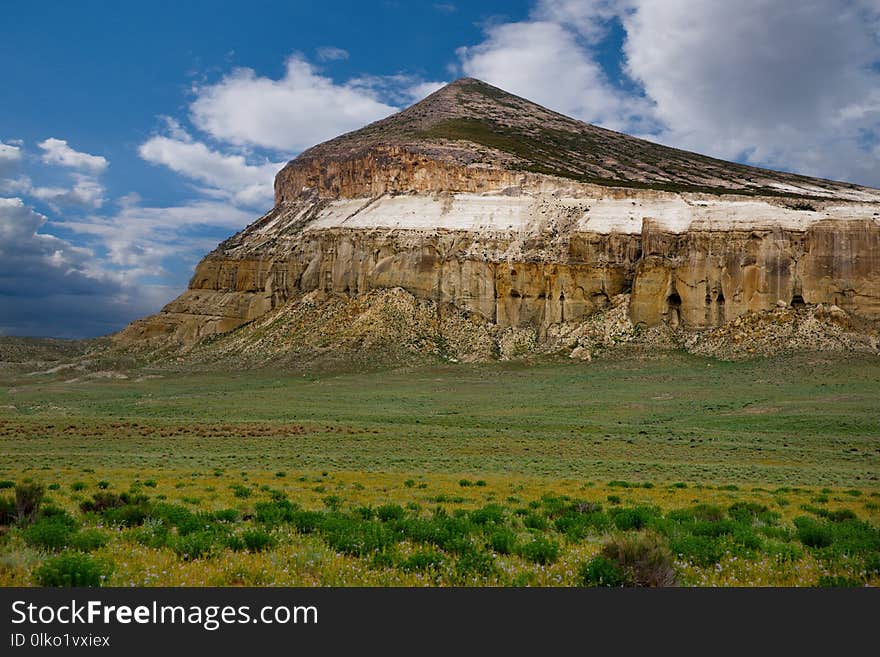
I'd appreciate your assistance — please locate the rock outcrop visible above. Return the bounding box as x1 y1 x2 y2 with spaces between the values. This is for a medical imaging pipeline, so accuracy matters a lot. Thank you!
117 78 880 351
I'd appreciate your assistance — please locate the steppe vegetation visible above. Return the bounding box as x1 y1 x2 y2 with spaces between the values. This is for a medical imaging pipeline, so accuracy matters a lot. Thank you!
1 350 877 586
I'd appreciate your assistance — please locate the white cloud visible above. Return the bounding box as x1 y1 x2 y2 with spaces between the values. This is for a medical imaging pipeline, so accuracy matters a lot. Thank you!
3 174 105 210
532 0 627 42
0 197 161 338
620 0 880 184
64 200 253 275
38 138 108 174
189 55 399 153
0 140 22 176
455 0 880 187
139 133 283 209
347 73 448 105
457 18 653 133
405 80 447 102
316 46 349 62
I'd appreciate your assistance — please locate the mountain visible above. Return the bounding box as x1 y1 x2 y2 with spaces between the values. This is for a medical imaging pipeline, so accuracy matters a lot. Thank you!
278 77 879 201
116 78 880 362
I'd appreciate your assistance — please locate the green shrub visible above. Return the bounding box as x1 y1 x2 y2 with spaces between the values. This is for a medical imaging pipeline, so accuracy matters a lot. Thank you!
102 504 150 527
523 512 548 531
607 495 621 505
825 509 857 523
134 519 169 548
0 496 14 525
668 534 726 566
211 508 239 523
488 528 518 555
171 531 218 560
611 506 657 531
290 510 324 534
517 536 559 565
399 549 444 572
794 517 834 548
225 534 246 551
454 550 495 580
254 500 298 526
764 541 804 562
70 482 86 492
97 480 110 490
15 482 44 523
668 504 725 524
376 504 405 522
231 484 251 498
816 575 861 588
0 480 13 489
579 556 626 587
23 517 76 550
69 529 109 552
48 483 60 491
554 509 610 540
692 519 738 538
469 504 504 525
370 551 395 569
242 529 275 552
398 514 474 554
80 492 124 513
39 505 75 523
143 479 158 488
321 516 393 557
354 506 375 520
459 479 473 487
318 495 339 511
34 553 112 587
403 479 415 488
148 501 190 523
600 533 677 587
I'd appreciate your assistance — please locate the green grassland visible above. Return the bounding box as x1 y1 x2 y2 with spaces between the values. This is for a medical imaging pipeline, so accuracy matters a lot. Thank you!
0 350 878 586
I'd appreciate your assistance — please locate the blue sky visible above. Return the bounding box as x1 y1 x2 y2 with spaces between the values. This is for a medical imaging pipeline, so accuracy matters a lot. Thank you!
2 0 879 338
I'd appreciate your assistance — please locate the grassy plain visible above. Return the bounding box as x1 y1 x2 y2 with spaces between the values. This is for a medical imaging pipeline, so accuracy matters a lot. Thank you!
0 350 878 586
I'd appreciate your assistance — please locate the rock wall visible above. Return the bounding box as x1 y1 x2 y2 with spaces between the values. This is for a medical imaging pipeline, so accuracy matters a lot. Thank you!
117 212 880 346
631 218 880 327
274 146 534 202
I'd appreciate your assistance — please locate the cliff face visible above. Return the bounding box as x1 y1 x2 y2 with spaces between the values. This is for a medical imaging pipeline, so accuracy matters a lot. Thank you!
117 79 880 349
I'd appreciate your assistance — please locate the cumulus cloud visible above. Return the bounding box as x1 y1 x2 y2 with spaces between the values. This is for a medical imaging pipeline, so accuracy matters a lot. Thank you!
457 0 880 186
189 55 399 152
139 133 283 209
458 17 653 133
63 200 253 276
316 46 349 62
0 197 162 338
532 0 627 42
620 0 880 184
3 174 105 210
0 141 22 176
348 73 447 106
38 138 108 174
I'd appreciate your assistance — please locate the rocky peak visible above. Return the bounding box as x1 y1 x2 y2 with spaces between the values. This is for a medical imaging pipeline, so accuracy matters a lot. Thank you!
276 77 880 203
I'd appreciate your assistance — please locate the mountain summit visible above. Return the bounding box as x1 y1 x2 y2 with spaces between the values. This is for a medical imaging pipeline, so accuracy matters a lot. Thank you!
278 77 877 202
118 78 880 363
